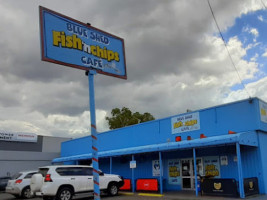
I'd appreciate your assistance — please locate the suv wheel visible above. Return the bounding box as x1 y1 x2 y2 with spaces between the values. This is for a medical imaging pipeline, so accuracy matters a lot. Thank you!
108 183 118 196
21 186 33 199
56 187 73 200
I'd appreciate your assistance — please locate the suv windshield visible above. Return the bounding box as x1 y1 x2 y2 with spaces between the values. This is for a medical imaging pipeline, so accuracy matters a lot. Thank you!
39 168 49 177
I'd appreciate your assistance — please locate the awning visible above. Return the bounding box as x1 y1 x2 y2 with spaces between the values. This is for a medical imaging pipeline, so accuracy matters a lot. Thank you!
52 131 258 163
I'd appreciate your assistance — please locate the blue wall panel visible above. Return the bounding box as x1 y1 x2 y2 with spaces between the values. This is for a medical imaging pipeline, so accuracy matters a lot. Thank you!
197 146 238 179
259 100 267 131
58 98 267 193
99 158 110 174
258 132 267 193
241 146 260 178
61 98 261 157
95 144 265 192
61 136 91 157
109 156 132 179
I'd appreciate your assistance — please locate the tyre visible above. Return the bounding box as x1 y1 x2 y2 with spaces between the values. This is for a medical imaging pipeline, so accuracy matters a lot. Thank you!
108 183 119 196
21 186 33 199
56 187 73 200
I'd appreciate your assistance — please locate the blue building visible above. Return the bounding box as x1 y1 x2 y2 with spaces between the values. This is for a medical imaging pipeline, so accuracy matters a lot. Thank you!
53 97 267 198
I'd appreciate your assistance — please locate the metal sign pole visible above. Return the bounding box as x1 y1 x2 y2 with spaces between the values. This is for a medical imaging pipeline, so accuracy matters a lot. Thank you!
87 70 100 200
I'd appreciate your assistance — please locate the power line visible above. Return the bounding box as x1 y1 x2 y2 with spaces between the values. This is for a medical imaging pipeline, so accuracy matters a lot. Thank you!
207 0 251 98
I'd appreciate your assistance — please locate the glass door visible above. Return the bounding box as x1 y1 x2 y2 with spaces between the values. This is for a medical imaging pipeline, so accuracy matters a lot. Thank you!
181 158 203 190
181 159 193 189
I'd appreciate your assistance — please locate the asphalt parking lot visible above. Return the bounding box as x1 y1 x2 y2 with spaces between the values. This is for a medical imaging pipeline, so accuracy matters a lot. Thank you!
1 191 267 200
0 192 164 200
0 192 168 200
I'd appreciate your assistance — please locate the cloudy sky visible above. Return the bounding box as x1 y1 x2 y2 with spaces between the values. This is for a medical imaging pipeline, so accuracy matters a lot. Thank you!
0 0 267 138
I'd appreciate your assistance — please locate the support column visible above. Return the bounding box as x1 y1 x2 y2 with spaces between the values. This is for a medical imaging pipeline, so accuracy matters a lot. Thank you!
132 155 135 193
236 143 245 198
193 148 198 196
88 70 100 200
110 157 112 174
159 152 163 194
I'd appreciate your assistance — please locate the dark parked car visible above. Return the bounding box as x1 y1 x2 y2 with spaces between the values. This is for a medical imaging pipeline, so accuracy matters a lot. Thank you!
0 177 11 191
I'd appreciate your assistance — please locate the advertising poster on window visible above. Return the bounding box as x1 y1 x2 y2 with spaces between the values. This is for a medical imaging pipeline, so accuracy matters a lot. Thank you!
171 112 200 134
220 156 228 166
168 159 181 185
152 160 161 176
204 156 220 178
259 101 267 123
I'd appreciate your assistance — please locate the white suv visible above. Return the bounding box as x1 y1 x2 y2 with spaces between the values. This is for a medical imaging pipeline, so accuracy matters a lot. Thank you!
30 165 124 200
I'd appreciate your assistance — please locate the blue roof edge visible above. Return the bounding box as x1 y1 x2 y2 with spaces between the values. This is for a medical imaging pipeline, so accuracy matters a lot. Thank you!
52 131 258 163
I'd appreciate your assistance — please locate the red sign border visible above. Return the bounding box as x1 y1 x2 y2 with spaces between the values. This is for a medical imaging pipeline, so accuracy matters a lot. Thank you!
39 6 127 80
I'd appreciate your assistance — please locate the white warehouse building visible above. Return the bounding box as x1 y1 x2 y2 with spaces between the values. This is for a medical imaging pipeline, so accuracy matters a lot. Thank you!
0 131 69 177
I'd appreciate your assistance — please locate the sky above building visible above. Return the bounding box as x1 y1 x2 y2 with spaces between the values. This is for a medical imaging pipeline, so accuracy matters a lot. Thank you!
0 0 266 138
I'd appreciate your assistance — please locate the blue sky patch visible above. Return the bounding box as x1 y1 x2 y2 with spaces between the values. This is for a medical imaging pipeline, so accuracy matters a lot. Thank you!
222 9 267 90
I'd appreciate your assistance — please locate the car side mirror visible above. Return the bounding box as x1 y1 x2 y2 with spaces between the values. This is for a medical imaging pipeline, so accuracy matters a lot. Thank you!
99 172 104 176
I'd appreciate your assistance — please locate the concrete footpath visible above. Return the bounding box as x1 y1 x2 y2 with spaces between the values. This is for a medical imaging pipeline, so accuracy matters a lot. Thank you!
119 191 267 200
1 191 267 200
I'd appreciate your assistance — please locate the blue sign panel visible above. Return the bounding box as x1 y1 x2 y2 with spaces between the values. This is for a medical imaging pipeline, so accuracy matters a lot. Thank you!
39 6 127 79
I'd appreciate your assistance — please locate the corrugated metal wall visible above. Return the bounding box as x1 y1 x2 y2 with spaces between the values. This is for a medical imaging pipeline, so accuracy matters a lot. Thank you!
61 98 261 157
97 145 263 192
257 132 267 193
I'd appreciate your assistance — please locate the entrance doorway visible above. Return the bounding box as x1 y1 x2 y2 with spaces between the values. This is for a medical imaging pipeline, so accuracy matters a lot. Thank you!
181 158 203 190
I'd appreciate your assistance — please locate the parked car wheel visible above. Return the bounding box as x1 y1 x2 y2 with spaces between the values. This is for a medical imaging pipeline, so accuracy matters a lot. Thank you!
108 183 118 196
21 186 33 199
56 187 73 200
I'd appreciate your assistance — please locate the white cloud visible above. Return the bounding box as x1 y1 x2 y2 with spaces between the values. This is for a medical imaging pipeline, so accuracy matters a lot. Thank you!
250 53 259 62
242 26 259 42
258 15 264 21
0 0 266 138
224 76 267 102
250 28 259 37
262 49 267 57
0 109 108 138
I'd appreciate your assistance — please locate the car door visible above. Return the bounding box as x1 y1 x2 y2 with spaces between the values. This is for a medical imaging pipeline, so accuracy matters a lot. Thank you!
56 167 88 192
98 170 107 189
70 167 89 192
83 167 93 191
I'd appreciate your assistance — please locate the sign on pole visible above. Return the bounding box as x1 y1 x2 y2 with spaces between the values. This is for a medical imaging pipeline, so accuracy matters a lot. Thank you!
130 160 137 169
39 6 127 200
39 6 127 79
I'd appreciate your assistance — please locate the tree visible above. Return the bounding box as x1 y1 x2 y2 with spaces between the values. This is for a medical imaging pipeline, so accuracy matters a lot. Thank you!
106 107 155 129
